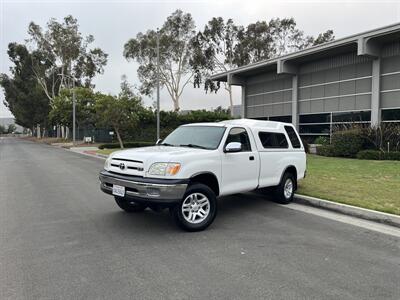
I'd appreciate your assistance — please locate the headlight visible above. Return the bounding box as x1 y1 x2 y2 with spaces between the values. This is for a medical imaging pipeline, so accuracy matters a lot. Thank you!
148 162 181 176
104 156 112 171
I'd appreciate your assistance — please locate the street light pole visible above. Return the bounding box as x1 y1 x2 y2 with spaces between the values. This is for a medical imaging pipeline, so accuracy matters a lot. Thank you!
72 79 76 145
70 60 76 146
156 28 160 141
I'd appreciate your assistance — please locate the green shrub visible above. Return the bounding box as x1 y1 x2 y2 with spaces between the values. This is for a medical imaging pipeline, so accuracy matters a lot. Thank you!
356 150 382 160
314 136 329 145
316 145 336 157
330 129 364 157
357 150 400 161
360 123 400 152
98 141 154 149
385 152 400 160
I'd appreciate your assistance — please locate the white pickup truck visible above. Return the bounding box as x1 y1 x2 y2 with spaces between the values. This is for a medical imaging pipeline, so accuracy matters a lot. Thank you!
99 119 306 231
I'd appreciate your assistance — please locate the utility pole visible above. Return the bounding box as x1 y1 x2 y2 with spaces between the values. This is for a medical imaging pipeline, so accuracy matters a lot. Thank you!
70 60 76 145
156 28 160 141
72 80 76 145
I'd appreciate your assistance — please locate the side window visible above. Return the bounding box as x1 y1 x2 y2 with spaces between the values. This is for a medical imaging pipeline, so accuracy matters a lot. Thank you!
258 132 289 149
225 127 252 152
284 126 301 148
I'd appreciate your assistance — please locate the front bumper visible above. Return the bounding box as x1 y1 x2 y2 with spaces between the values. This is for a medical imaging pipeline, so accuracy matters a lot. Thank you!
99 170 188 205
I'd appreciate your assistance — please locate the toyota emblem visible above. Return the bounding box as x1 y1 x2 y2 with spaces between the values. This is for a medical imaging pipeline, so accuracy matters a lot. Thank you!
119 163 126 170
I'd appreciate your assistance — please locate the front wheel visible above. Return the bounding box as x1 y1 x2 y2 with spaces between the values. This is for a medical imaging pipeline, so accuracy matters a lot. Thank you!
274 173 295 204
114 197 147 212
171 183 217 232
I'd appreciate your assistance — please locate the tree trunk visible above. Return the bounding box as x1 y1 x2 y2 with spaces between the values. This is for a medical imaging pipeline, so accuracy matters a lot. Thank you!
115 127 124 149
226 84 234 117
172 91 180 111
37 124 40 139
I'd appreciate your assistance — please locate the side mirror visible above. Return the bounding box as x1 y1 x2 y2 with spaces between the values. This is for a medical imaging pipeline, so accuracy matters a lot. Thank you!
156 139 163 145
224 142 242 153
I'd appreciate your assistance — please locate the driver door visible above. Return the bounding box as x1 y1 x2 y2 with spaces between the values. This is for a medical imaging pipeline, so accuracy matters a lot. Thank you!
220 127 260 195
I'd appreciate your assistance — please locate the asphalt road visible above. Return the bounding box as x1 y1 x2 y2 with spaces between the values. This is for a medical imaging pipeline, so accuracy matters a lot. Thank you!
1 137 399 300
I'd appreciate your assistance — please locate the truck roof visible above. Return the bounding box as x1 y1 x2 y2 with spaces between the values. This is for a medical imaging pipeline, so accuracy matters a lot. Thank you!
181 122 226 127
182 119 294 132
220 119 292 130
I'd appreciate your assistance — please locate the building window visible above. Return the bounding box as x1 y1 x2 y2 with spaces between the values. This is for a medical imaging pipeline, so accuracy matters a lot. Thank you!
299 110 371 136
284 126 301 148
268 115 292 123
382 109 400 122
258 132 289 149
300 124 331 134
299 113 330 124
332 111 371 123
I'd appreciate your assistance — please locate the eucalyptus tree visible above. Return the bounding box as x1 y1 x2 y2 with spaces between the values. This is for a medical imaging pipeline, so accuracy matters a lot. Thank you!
0 43 50 135
191 17 334 114
124 10 196 111
233 18 334 65
27 15 108 99
190 17 243 116
267 18 334 56
26 15 107 137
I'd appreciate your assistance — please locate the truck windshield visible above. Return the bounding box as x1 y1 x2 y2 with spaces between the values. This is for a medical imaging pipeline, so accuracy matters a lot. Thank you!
161 126 226 150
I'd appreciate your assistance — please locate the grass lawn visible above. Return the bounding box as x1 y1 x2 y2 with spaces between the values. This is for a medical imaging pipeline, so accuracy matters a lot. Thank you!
297 155 400 215
97 149 120 155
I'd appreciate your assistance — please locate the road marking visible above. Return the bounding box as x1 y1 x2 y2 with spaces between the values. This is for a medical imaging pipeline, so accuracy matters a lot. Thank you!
285 202 400 238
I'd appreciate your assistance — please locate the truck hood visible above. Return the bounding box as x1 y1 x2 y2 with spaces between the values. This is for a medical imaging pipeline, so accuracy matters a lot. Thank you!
112 145 208 164
107 145 221 179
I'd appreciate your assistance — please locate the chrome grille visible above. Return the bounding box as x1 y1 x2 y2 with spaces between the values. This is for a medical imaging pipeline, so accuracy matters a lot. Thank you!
110 157 144 175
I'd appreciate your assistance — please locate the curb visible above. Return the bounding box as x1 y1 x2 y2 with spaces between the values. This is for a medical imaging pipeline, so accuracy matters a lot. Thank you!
294 194 400 228
68 149 108 160
93 153 108 159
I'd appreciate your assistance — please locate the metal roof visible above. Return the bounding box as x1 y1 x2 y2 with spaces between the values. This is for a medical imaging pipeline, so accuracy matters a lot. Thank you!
211 22 400 82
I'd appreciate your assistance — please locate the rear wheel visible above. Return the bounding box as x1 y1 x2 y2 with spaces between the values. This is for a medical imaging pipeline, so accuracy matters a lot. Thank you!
171 183 217 232
274 172 295 204
114 197 147 212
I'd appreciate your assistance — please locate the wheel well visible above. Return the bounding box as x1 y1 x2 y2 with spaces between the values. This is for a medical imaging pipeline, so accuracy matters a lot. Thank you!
283 166 298 190
190 173 220 196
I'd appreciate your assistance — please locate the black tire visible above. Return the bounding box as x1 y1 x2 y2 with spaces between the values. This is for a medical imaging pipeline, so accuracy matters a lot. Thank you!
274 172 295 204
114 197 147 212
171 183 217 232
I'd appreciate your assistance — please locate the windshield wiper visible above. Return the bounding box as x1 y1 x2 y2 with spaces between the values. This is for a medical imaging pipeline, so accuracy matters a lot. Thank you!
160 143 176 147
179 144 210 150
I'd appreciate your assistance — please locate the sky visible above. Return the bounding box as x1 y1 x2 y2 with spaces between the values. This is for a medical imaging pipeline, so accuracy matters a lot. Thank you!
1 0 400 118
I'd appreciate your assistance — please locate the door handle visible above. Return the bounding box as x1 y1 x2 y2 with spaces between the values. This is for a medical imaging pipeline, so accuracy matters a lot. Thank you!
249 156 255 161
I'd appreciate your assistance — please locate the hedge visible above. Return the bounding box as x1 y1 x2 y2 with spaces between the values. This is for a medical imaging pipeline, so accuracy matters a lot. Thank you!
98 141 154 149
330 129 364 158
316 145 336 157
356 150 400 161
314 136 329 145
